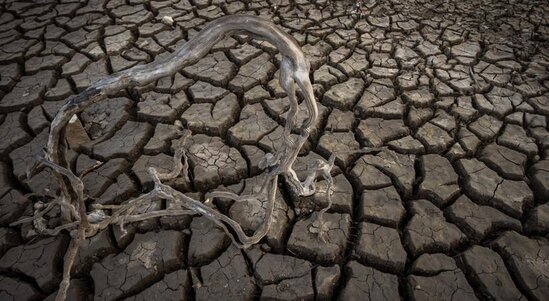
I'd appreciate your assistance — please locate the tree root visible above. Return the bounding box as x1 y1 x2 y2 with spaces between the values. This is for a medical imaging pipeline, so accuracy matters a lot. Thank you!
10 15 363 301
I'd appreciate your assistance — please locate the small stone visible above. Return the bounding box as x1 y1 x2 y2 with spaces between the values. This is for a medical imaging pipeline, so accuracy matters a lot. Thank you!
161 15 174 26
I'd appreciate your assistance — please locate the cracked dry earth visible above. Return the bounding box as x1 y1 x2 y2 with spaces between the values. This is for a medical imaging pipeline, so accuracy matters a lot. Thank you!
0 0 548 300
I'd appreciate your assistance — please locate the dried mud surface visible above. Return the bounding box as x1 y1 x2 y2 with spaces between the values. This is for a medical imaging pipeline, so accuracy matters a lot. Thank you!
0 0 548 300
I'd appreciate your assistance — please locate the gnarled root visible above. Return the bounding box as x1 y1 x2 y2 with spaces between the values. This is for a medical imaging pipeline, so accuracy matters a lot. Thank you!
11 15 354 301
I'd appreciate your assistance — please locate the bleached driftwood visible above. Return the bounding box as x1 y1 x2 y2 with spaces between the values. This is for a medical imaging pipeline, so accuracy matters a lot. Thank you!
12 15 380 301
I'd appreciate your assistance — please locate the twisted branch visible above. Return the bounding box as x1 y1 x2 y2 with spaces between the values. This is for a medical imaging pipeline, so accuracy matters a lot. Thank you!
12 15 357 301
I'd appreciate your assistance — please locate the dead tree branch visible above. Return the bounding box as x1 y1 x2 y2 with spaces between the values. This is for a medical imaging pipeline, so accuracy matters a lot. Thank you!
11 15 364 301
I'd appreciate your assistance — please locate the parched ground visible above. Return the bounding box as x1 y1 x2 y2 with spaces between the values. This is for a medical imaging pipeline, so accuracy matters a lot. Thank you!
0 0 548 300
